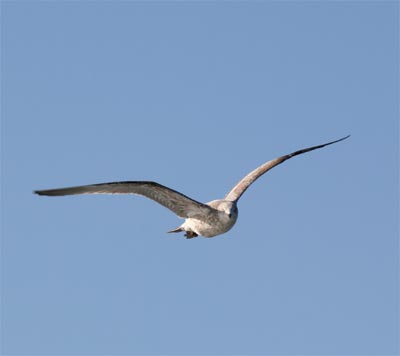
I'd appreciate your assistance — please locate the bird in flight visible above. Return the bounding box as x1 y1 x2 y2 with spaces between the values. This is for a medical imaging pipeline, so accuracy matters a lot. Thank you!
35 135 349 239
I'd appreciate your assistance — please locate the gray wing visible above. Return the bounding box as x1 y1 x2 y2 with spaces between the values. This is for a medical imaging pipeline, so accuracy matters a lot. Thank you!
35 181 216 220
225 135 350 202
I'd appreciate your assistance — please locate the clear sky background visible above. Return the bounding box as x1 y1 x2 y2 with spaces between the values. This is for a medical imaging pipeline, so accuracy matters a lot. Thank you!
1 1 398 355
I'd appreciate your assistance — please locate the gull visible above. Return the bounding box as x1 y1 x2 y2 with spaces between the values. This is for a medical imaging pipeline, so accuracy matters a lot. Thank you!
35 135 349 238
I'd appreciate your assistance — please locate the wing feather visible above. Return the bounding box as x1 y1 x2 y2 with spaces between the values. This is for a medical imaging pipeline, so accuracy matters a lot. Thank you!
35 181 215 219
225 135 350 202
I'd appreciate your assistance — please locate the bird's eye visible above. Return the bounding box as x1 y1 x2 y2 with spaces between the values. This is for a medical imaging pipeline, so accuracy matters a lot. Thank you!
228 213 232 218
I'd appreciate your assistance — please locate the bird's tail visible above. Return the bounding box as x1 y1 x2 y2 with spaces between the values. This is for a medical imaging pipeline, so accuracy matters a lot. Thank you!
167 226 198 238
167 226 184 234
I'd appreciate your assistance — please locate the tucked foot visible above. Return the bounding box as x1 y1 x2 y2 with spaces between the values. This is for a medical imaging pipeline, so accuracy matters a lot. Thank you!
184 231 198 239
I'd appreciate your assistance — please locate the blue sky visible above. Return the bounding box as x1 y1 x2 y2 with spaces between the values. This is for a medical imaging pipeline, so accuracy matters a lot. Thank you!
1 1 398 355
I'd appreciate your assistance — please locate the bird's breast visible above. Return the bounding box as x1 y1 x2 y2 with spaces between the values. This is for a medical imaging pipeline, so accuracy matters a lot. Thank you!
184 211 237 238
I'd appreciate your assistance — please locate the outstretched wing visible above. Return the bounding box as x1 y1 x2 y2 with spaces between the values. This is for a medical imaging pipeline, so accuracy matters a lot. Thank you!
35 181 216 220
224 135 350 202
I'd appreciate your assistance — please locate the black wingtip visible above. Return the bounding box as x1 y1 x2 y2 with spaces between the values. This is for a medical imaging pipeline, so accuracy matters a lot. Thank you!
34 189 56 196
330 134 351 144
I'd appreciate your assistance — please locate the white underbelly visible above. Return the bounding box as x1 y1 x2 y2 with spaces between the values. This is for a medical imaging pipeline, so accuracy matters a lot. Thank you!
183 217 236 238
